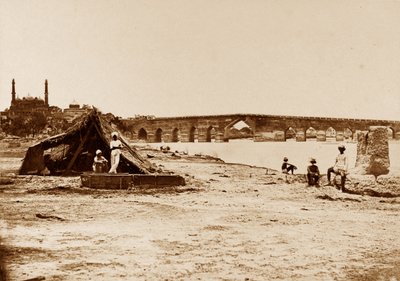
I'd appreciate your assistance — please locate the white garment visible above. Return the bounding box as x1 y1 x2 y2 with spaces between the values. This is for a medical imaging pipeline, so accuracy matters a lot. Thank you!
93 155 108 172
109 140 122 173
109 150 121 173
110 140 122 150
334 153 348 172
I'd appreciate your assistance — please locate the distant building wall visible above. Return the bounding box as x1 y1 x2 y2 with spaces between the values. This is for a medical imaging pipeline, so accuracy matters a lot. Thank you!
63 104 88 123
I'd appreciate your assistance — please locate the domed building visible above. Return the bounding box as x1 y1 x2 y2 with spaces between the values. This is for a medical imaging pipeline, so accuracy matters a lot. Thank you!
8 79 50 118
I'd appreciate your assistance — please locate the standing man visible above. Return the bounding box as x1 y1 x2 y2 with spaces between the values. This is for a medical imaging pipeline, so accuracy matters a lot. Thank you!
109 132 122 173
326 144 348 190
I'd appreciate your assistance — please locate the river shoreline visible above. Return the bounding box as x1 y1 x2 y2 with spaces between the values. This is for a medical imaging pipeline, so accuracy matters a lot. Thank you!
1 141 400 280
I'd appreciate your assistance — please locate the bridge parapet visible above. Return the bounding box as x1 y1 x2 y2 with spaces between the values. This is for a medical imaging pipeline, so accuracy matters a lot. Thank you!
122 114 400 143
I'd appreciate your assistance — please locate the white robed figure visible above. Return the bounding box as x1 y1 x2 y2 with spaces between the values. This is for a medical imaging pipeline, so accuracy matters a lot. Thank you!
109 132 122 173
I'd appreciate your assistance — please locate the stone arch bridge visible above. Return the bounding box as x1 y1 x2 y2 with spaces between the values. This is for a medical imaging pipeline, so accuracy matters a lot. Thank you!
122 114 400 143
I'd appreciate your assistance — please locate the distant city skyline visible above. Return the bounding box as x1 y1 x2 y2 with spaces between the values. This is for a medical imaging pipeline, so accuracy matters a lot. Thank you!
1 0 399 120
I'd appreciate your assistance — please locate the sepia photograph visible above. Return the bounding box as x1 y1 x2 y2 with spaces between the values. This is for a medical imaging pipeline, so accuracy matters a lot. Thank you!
1 0 400 280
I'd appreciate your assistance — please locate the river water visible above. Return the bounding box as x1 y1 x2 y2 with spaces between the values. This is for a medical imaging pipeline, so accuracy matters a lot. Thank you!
135 139 400 174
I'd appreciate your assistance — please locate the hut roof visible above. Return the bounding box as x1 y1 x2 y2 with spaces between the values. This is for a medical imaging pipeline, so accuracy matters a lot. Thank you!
19 109 154 175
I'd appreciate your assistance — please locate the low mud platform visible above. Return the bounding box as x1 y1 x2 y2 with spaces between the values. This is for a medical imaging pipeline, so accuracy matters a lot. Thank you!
80 173 133 189
80 173 185 189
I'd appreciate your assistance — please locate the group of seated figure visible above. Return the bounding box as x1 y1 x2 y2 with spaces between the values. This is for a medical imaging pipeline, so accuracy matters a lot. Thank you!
281 144 348 190
94 133 348 189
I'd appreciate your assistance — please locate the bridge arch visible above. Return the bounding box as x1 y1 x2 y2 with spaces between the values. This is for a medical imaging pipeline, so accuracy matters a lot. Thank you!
155 128 163 142
172 128 180 142
344 128 353 140
206 126 216 142
189 126 198 142
387 127 395 139
326 127 336 140
306 127 317 140
138 128 148 142
285 127 296 141
223 118 254 141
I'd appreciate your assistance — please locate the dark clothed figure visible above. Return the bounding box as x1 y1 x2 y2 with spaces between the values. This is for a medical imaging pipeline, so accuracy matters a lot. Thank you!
307 159 320 186
282 157 297 174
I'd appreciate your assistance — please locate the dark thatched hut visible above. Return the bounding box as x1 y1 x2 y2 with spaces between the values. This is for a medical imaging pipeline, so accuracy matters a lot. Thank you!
19 109 155 175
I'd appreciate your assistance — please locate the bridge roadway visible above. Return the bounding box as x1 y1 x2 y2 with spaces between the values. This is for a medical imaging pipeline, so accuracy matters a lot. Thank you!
122 114 400 143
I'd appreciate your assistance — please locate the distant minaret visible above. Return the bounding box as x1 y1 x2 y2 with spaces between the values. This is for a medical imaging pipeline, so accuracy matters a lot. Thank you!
11 79 16 104
44 79 49 106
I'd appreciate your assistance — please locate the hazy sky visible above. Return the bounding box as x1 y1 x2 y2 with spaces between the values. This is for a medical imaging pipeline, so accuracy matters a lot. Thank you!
1 0 399 119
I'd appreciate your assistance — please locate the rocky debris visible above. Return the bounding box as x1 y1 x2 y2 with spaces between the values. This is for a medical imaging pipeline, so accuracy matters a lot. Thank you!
282 172 400 198
347 174 376 188
316 194 362 202
137 147 224 163
256 173 307 185
160 145 171 152
316 194 336 201
376 174 400 187
340 174 400 197
0 176 14 185
170 152 181 158
281 174 307 184
354 126 390 177
36 213 65 221
23 276 46 281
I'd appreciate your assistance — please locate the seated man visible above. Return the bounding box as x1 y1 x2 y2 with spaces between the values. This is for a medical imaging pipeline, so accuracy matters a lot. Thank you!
326 144 348 190
93 149 108 173
307 158 320 187
282 157 297 174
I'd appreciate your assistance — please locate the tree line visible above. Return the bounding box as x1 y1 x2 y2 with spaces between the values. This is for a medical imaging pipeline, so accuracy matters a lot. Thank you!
1 112 129 139
1 112 71 138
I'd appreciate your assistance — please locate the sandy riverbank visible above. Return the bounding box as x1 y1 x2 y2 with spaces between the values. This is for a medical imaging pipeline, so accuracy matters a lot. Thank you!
1 147 400 280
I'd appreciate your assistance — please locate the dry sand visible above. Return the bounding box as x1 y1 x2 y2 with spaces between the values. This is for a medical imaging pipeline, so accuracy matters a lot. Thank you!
1 146 400 281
